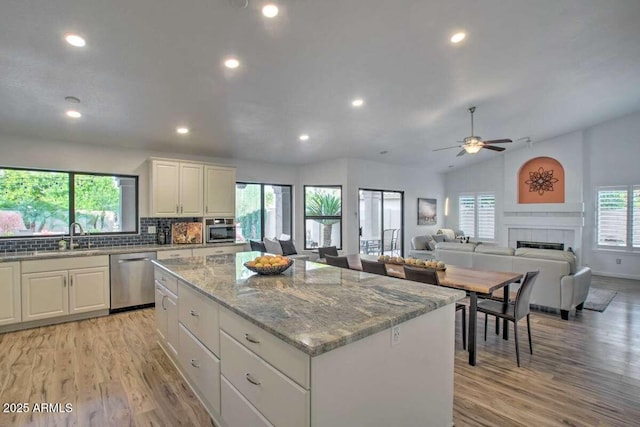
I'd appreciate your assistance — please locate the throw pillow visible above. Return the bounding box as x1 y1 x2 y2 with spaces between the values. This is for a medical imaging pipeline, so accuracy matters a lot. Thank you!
263 238 283 255
278 239 298 256
427 240 437 251
432 234 446 243
249 240 266 252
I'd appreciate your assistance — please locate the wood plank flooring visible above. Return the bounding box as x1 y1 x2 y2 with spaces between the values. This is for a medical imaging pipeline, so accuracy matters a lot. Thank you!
0 275 639 426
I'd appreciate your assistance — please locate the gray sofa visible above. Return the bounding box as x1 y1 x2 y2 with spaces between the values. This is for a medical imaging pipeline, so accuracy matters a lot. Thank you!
435 242 592 320
409 228 464 260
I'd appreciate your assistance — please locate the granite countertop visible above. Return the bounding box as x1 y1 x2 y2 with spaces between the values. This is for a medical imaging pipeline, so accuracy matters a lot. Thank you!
0 241 247 262
153 251 465 357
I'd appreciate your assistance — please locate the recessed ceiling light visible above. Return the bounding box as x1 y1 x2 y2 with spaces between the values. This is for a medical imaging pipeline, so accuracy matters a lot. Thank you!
262 4 279 18
224 58 240 69
65 110 82 119
379 150 388 155
176 127 190 135
64 33 86 47
450 32 466 44
351 98 365 107
299 134 310 141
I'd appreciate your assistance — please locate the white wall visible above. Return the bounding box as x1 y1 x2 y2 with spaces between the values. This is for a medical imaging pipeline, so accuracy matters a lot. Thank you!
583 110 640 279
443 109 640 279
444 156 505 241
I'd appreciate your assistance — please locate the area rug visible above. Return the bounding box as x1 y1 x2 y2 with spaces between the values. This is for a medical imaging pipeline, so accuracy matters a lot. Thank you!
583 288 617 312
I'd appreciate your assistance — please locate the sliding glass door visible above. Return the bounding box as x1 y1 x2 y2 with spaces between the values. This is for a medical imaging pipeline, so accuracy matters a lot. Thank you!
358 189 404 256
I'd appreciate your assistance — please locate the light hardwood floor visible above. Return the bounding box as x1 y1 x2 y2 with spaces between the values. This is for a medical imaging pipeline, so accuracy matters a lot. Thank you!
1 276 639 426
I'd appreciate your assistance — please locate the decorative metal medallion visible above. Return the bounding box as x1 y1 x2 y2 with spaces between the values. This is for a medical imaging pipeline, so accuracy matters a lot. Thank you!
525 167 559 195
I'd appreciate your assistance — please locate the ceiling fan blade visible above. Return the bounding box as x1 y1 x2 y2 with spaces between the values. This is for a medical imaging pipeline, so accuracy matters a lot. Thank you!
482 139 512 145
433 145 461 152
483 145 506 152
456 149 467 157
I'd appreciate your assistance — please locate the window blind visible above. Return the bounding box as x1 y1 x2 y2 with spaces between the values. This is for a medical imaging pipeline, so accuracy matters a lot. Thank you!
597 188 628 247
477 194 496 240
633 186 640 248
458 195 476 238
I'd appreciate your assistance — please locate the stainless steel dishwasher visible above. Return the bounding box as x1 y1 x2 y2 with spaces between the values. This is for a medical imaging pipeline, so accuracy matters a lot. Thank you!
110 252 157 312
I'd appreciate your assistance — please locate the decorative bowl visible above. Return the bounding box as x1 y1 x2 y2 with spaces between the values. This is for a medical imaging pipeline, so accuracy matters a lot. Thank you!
244 259 294 275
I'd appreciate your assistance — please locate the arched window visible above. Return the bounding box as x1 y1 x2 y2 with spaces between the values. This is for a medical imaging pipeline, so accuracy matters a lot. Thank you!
518 157 565 203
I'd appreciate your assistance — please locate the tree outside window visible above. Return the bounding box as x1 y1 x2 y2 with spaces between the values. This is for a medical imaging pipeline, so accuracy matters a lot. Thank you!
304 186 342 249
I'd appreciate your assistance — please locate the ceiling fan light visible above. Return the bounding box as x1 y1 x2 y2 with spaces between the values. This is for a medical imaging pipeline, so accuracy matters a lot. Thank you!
464 144 482 154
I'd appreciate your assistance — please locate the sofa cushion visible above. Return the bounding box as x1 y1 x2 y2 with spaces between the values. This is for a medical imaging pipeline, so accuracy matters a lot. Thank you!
278 239 298 256
475 245 515 256
515 248 576 274
411 235 429 250
435 242 477 252
249 240 266 252
427 239 437 251
263 237 283 255
432 234 446 244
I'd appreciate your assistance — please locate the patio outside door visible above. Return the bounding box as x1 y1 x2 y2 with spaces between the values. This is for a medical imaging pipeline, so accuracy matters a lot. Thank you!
358 189 404 256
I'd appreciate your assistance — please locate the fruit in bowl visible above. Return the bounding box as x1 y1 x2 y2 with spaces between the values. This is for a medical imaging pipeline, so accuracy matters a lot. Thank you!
244 255 293 275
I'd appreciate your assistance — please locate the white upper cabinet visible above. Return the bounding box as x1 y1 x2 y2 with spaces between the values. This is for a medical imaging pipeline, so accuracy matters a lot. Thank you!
204 165 236 218
150 159 204 217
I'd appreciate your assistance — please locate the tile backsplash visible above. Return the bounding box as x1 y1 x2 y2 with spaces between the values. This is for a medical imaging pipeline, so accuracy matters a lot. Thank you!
0 217 200 253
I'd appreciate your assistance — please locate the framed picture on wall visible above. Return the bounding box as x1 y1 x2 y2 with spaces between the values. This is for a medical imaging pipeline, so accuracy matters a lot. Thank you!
417 198 437 225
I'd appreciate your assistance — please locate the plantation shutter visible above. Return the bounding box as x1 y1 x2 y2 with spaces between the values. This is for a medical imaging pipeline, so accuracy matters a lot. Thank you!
633 186 640 248
597 187 628 247
477 194 495 240
458 195 476 238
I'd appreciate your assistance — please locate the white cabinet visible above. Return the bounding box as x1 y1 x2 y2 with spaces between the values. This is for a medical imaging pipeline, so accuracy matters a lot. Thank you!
204 165 236 217
69 267 110 314
192 244 244 257
157 249 193 260
0 262 21 325
154 268 178 358
21 256 110 322
150 159 204 217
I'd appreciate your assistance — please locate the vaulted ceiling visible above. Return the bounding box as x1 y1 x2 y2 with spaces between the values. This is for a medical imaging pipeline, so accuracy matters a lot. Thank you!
1 0 639 171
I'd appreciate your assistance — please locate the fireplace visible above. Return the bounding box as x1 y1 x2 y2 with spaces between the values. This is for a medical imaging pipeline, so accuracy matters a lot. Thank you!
517 240 564 251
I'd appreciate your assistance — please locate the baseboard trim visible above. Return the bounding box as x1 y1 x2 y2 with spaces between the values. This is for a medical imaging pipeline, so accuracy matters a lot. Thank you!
0 309 109 334
591 271 640 281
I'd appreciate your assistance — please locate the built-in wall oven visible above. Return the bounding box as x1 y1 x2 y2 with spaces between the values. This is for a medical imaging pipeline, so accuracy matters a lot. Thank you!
205 218 236 243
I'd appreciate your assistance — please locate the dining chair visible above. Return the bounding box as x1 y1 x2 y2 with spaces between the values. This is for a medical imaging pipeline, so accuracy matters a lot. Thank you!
477 271 539 367
325 255 350 269
361 259 388 275
403 265 467 350
318 246 339 259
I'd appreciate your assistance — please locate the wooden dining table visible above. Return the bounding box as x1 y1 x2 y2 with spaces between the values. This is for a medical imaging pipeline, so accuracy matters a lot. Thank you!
349 255 523 366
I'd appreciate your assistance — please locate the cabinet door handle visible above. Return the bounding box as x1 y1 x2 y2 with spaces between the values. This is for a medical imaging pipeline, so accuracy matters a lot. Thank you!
160 276 166 282
176 204 179 214
189 309 199 317
190 359 200 368
245 373 261 386
206 205 208 213
63 276 67 287
161 295 167 310
70 276 73 287
244 333 260 344
180 205 184 213
170 254 181 258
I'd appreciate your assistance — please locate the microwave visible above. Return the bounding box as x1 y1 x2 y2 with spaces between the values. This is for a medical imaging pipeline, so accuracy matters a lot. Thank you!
205 218 236 243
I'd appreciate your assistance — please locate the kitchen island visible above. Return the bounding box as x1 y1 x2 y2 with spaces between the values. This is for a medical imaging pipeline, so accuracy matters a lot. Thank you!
153 251 465 427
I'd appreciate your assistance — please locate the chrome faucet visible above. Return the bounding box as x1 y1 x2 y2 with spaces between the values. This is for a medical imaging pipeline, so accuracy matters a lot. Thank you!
69 222 84 250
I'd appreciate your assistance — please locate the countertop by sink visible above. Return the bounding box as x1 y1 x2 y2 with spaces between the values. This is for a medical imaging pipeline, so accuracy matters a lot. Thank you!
0 241 247 262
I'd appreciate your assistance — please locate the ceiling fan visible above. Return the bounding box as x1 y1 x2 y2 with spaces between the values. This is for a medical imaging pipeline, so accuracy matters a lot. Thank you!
433 107 512 156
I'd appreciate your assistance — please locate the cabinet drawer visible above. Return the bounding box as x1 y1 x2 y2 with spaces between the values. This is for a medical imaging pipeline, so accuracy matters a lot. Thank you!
156 249 193 260
154 267 178 294
219 307 309 388
178 282 220 356
22 255 108 274
221 332 309 427
221 376 273 427
179 324 221 415
192 245 243 256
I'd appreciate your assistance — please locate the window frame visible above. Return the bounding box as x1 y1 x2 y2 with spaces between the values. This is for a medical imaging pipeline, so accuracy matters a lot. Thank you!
236 181 293 242
595 185 639 252
458 192 496 242
0 166 139 238
303 185 343 250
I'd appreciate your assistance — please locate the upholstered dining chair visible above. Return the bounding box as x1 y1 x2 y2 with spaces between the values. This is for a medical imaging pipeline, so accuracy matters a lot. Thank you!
403 265 467 350
325 255 350 269
317 246 339 259
361 259 388 276
477 271 539 367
